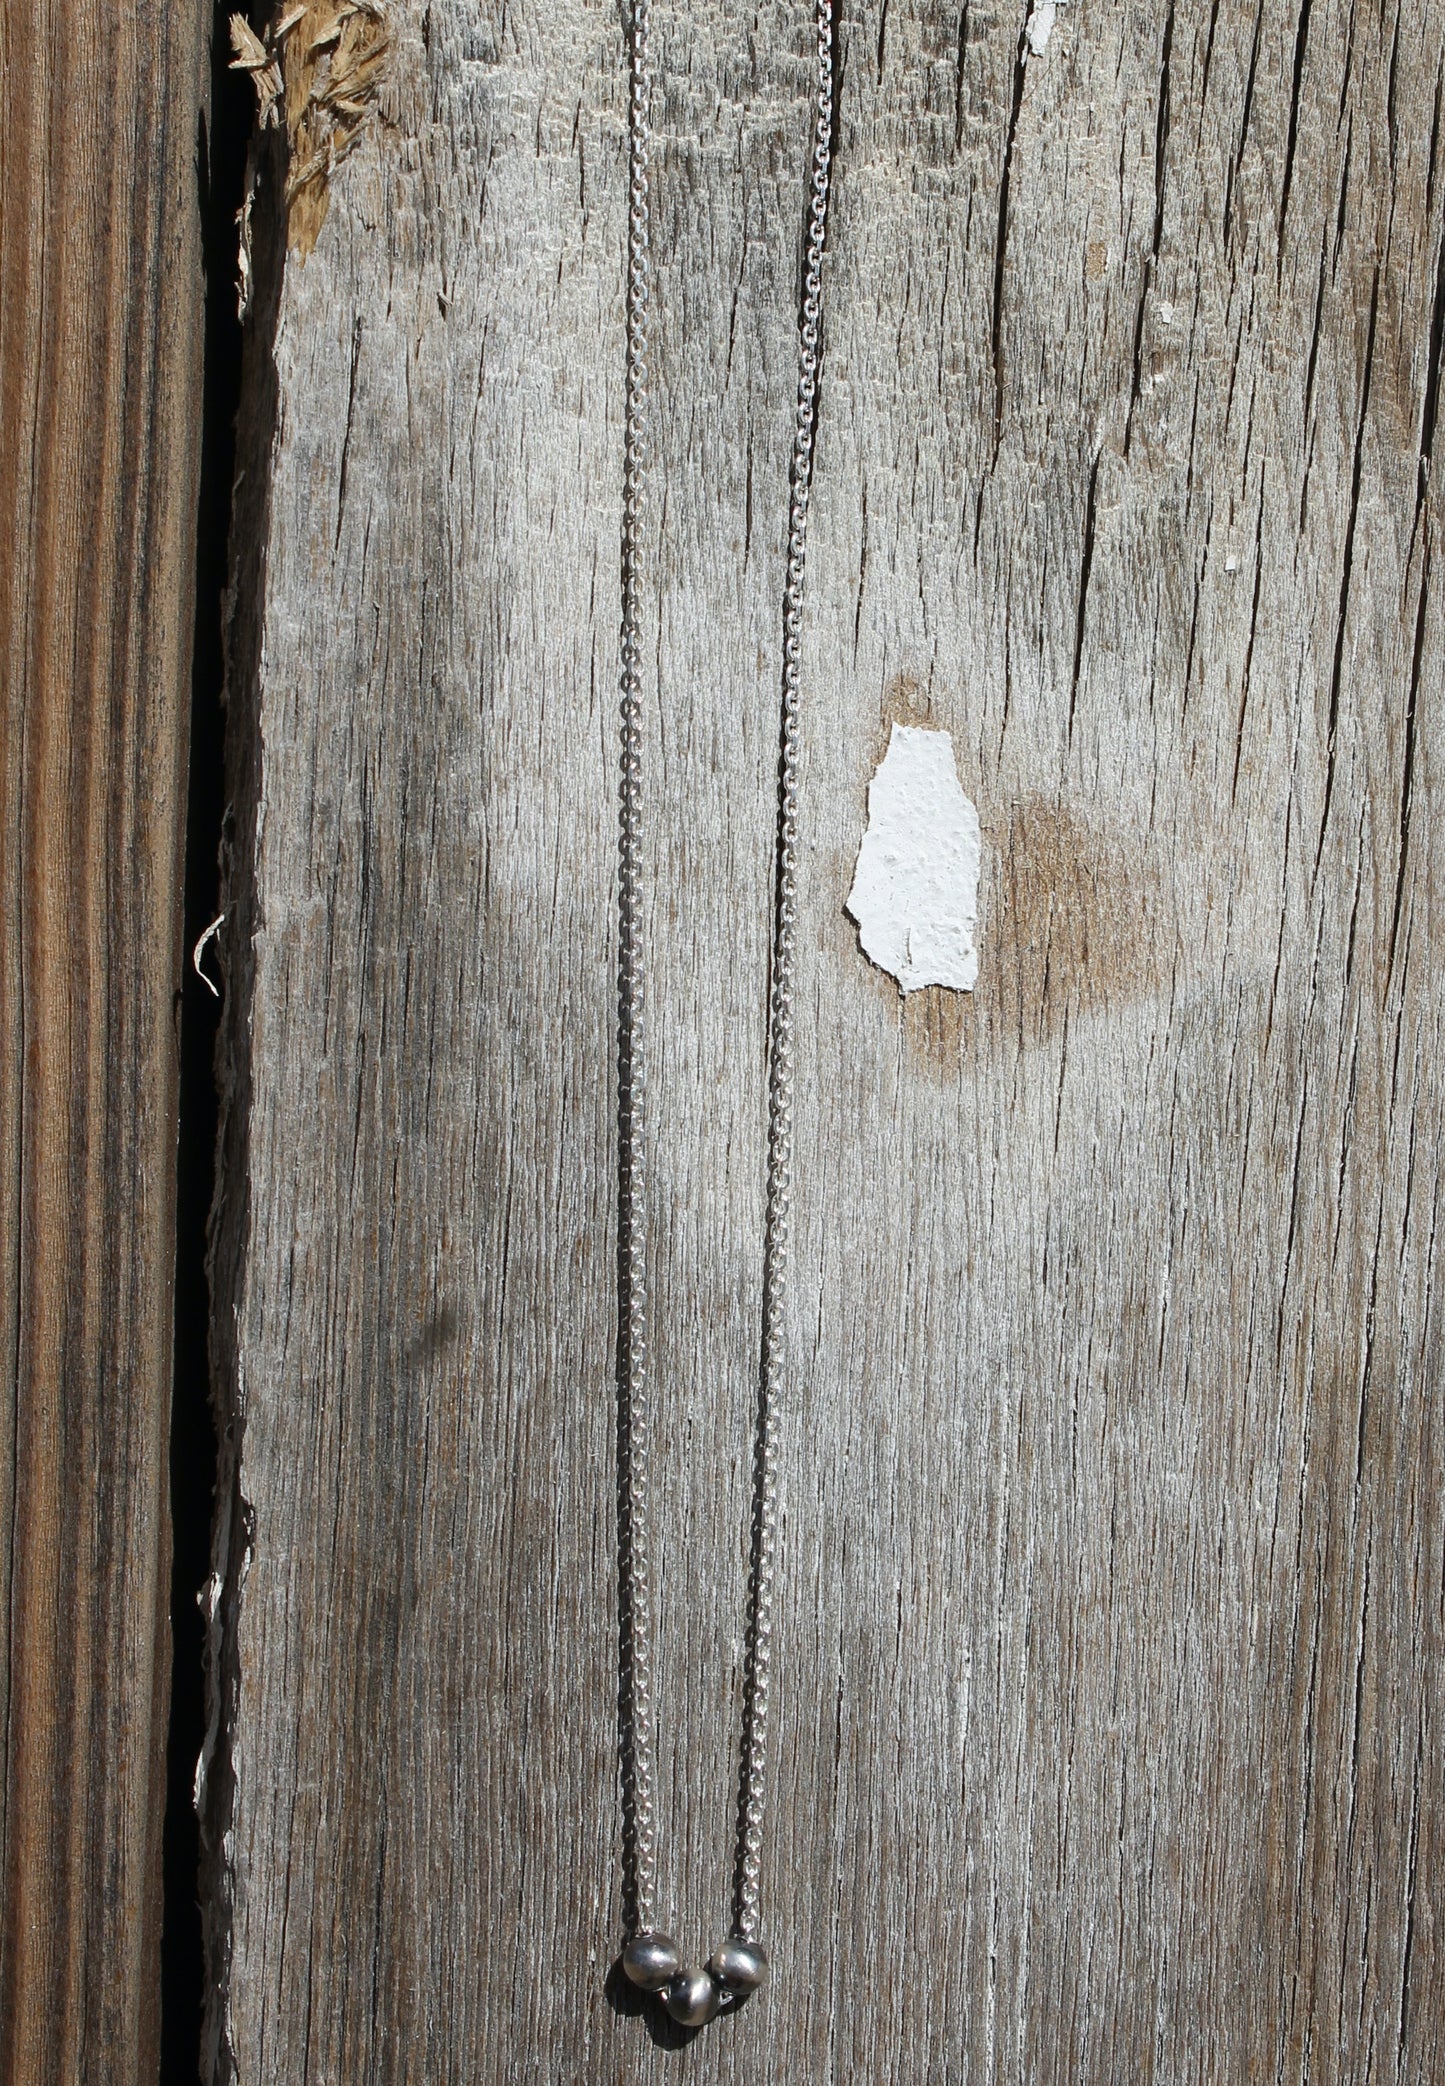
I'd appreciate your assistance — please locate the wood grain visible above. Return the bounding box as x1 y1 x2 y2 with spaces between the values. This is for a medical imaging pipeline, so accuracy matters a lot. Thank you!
0 0 207 2073
209 0 1445 2078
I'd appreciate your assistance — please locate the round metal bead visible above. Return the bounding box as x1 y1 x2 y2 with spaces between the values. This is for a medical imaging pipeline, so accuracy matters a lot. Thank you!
707 1939 769 1997
621 1931 682 1992
663 1968 720 2027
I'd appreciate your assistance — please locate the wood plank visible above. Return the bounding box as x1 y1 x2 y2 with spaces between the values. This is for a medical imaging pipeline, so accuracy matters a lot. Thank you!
0 0 208 2072
208 0 1445 2077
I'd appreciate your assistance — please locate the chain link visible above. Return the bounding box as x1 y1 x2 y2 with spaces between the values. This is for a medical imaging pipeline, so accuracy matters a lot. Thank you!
617 0 835 1956
618 0 657 1934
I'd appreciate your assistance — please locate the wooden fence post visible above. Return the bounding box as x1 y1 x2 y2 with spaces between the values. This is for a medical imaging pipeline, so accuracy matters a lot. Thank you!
0 0 209 2073
208 2 1444 2079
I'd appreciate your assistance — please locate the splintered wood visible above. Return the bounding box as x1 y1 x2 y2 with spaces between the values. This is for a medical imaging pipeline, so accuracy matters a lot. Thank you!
231 0 391 255
209 2 1445 2081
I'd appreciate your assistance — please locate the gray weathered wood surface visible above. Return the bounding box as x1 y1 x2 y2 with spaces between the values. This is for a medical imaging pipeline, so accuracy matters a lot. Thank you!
209 0 1444 2077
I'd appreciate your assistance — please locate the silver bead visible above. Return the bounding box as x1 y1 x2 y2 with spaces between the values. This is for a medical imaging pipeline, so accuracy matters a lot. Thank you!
621 1931 681 1992
663 1968 720 2026
707 1938 769 1997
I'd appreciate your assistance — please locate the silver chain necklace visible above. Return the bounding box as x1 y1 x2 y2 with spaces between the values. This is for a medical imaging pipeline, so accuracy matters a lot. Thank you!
615 0 836 2032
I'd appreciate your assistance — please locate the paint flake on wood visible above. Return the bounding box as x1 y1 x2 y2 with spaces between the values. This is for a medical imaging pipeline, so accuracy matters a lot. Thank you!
847 723 981 993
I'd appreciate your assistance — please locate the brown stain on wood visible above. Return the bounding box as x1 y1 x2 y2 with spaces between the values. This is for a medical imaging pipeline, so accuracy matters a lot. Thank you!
874 669 936 754
897 797 1168 1073
984 797 1167 1041
901 981 971 1064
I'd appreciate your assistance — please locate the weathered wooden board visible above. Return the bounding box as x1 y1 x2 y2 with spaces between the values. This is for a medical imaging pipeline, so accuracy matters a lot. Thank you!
209 0 1445 2078
0 0 208 2073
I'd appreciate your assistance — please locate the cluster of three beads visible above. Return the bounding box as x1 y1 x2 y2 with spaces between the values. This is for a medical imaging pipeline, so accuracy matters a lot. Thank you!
621 1932 769 2025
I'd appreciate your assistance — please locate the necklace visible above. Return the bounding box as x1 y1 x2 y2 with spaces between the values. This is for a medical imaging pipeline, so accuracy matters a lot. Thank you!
614 0 836 2032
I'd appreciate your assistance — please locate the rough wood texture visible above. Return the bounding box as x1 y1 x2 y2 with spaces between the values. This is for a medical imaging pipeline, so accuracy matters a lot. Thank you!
0 0 208 2073
210 0 1445 2077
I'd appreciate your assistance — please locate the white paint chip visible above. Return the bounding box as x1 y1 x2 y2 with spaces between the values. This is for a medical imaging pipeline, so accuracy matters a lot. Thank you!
847 724 981 995
1024 0 1068 55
